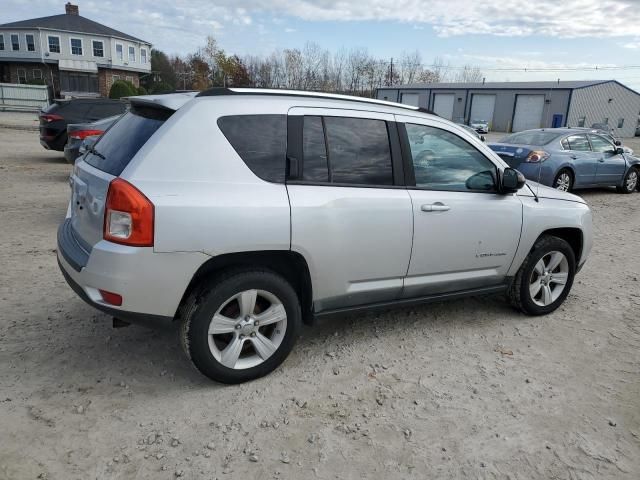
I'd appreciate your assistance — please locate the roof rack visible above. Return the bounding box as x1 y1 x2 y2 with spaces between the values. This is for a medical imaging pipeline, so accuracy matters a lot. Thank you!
196 88 438 116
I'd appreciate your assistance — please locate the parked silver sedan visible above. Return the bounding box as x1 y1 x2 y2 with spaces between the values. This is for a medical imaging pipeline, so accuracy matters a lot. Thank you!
489 128 640 193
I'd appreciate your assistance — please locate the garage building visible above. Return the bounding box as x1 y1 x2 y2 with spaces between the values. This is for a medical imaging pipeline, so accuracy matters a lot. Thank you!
376 80 640 137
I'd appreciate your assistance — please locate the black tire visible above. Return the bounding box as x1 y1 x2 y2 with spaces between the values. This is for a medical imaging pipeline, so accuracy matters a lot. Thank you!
616 167 639 194
508 235 576 315
553 169 573 192
180 270 302 384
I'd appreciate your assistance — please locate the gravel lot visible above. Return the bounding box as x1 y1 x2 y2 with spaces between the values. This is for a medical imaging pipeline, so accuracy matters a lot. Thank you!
1 123 639 480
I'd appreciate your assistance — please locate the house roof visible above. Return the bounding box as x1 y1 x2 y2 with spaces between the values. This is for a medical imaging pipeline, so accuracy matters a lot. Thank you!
0 13 148 44
380 80 613 90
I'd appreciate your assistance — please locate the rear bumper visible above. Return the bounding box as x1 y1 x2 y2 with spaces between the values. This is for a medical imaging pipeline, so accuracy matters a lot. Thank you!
63 143 80 164
56 218 210 328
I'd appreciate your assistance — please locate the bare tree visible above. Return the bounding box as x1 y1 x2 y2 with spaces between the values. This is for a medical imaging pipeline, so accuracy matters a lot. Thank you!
455 65 483 83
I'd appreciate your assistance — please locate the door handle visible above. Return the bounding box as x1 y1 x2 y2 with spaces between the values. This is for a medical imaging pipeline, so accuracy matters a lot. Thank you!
421 203 450 212
570 155 577 160
598 158 605 163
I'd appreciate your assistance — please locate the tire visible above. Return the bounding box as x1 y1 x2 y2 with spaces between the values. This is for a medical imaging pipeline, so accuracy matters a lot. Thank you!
508 235 576 315
617 167 638 194
553 169 573 192
180 270 302 384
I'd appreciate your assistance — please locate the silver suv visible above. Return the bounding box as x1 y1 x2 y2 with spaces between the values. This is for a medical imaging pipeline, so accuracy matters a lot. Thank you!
58 89 593 383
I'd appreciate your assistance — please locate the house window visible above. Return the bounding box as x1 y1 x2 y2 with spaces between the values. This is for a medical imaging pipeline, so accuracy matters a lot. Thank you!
577 116 586 127
617 118 624 129
92 40 104 57
140 48 147 64
32 69 42 79
112 75 120 82
11 34 19 51
128 46 135 62
0 34 4 51
125 76 134 84
115 44 123 61
17 68 27 84
26 34 35 52
70 38 83 55
48 36 60 53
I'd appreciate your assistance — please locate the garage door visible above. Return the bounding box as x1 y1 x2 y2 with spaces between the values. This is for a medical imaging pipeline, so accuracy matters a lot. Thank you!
470 94 495 126
512 94 544 132
432 94 455 120
400 93 420 107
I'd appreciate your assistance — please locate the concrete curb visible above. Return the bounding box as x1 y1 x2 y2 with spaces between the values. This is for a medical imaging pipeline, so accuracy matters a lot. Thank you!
0 124 39 131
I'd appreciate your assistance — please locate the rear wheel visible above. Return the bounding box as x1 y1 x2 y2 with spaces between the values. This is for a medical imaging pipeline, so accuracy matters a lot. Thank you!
509 235 576 315
553 169 573 192
180 270 301 384
617 167 638 194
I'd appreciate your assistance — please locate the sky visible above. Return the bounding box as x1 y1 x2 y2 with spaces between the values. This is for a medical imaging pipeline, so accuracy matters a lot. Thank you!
2 0 640 90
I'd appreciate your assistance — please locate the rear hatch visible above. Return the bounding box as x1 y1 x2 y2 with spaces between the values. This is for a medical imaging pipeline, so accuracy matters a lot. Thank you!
488 143 537 168
69 105 173 250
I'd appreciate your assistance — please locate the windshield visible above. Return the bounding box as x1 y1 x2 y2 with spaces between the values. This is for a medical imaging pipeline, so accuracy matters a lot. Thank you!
500 131 562 146
84 106 172 176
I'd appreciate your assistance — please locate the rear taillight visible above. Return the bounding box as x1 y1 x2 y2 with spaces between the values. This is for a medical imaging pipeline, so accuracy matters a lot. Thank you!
104 178 154 246
525 150 550 163
70 129 104 140
40 114 63 123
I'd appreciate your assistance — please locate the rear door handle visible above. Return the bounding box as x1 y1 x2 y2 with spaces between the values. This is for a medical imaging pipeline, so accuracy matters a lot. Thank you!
570 155 577 160
421 203 450 212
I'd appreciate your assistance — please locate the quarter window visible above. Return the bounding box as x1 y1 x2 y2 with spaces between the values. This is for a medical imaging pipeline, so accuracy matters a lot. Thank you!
128 46 135 62
92 40 104 57
48 36 60 53
565 135 591 151
70 38 82 55
588 135 614 153
218 115 287 183
26 34 35 51
11 34 19 51
405 123 497 192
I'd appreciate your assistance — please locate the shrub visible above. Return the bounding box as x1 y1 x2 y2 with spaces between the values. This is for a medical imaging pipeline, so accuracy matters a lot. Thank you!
109 80 137 99
136 85 148 95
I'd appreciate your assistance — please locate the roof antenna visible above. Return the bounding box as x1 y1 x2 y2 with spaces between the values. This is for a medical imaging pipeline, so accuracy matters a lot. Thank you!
533 160 542 202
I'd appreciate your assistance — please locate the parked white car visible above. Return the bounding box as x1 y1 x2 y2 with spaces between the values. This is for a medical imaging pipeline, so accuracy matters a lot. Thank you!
57 89 593 383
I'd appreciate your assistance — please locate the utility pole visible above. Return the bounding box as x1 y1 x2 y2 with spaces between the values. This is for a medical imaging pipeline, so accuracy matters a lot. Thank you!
389 58 394 86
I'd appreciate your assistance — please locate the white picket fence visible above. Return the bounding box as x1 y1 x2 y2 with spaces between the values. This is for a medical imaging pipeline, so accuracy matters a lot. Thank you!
0 83 50 111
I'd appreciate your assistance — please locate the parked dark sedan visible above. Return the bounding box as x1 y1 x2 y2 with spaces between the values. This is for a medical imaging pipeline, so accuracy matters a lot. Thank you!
39 98 127 151
64 115 121 164
489 128 640 193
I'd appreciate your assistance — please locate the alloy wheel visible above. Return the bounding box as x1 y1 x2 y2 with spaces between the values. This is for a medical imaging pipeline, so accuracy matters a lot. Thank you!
207 289 287 369
529 251 569 307
555 172 571 192
626 170 638 191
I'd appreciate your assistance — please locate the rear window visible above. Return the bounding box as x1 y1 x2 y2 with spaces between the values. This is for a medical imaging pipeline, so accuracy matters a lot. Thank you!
84 106 171 176
500 131 561 145
217 115 287 183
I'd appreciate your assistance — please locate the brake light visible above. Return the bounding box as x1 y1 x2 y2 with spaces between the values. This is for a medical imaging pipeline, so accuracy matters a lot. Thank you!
99 289 123 306
104 178 154 246
40 114 63 123
70 129 104 140
525 150 550 163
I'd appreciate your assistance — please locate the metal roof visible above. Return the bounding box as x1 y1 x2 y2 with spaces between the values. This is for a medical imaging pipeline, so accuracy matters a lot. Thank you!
0 13 148 44
380 80 613 90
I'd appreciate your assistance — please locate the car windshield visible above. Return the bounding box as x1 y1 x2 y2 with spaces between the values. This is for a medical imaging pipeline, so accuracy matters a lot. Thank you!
500 131 562 145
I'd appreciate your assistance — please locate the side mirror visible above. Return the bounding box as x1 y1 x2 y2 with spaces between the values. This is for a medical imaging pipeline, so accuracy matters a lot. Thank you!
616 147 625 155
501 168 526 193
614 140 622 146
480 135 486 142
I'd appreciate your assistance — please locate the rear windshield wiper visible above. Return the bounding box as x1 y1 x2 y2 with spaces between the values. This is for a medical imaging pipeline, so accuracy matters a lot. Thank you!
86 144 105 160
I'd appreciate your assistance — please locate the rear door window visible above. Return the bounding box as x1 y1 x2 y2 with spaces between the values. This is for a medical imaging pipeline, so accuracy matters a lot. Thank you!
84 106 171 176
217 115 287 183
565 135 591 152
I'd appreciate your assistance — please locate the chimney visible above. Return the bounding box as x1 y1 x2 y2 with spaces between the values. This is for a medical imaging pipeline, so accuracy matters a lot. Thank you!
65 2 79 15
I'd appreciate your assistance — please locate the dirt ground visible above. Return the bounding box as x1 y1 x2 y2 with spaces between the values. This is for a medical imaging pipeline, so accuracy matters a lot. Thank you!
0 123 639 480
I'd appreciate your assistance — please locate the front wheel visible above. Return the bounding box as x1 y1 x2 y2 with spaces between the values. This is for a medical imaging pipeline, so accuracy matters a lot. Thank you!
553 169 573 192
180 270 302 384
509 235 576 315
617 167 638 194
